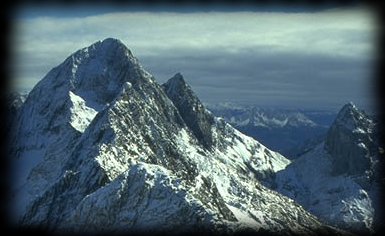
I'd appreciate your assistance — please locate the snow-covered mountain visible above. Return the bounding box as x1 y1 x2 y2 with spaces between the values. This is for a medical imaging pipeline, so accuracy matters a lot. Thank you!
207 104 336 159
271 102 383 234
9 38 339 235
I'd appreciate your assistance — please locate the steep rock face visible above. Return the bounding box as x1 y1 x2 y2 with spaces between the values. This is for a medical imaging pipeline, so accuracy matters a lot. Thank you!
162 73 215 149
272 103 382 234
12 38 339 235
325 103 376 177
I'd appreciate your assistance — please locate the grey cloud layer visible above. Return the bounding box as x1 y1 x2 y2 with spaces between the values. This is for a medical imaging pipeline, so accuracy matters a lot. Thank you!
139 47 374 109
12 8 376 110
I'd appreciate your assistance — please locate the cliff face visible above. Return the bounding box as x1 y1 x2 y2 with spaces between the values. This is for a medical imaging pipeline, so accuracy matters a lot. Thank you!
325 102 376 179
162 73 215 150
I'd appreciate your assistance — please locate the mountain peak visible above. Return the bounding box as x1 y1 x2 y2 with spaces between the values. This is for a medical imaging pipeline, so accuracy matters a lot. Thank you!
69 38 134 66
334 102 371 132
171 72 184 81
337 102 357 118
325 103 374 176
92 38 133 57
163 73 187 94
340 102 355 112
100 37 123 45
55 38 144 107
15 38 150 151
162 74 215 149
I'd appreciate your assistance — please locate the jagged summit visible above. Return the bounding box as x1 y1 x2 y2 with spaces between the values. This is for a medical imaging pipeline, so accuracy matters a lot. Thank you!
17 37 152 139
65 38 143 101
24 38 145 112
336 102 357 119
98 37 127 48
325 102 375 176
162 72 189 97
342 101 356 109
162 73 215 149
90 37 128 52
171 72 184 81
69 37 134 64
334 102 372 131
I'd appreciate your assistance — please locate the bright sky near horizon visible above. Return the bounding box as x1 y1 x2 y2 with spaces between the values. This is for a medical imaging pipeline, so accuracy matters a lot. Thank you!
11 4 377 111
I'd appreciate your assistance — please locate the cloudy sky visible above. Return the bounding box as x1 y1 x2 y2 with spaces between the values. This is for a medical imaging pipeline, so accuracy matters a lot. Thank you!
11 4 377 111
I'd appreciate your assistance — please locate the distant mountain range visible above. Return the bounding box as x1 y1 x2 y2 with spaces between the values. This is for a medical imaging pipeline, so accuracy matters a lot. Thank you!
206 103 337 159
